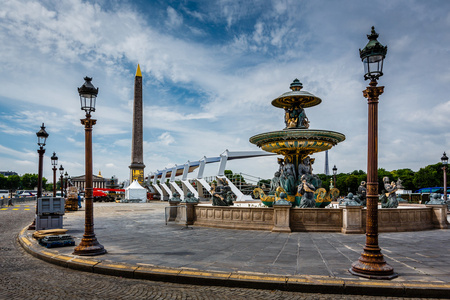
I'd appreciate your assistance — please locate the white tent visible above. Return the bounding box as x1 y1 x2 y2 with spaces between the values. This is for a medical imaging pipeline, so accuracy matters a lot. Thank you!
125 180 147 202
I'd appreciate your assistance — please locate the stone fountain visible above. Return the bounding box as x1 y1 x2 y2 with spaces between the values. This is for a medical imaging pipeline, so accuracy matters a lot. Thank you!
250 79 345 207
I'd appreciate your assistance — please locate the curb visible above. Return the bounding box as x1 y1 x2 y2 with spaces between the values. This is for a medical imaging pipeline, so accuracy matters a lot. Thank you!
18 227 450 298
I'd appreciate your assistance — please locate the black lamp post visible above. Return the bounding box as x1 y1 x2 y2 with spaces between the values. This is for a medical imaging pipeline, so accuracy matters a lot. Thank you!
51 152 58 197
73 76 106 256
64 171 69 194
29 123 49 230
332 165 337 188
442 152 448 208
59 165 64 197
350 27 397 279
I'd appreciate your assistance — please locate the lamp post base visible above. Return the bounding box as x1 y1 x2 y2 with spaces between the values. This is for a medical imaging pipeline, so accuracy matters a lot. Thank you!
28 219 36 230
350 248 398 280
73 236 106 256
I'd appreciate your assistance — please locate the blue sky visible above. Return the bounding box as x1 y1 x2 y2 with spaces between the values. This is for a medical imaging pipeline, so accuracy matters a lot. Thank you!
1 0 450 185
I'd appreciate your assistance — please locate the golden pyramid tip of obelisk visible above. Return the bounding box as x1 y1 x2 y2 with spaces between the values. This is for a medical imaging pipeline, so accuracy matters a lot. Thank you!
136 64 142 77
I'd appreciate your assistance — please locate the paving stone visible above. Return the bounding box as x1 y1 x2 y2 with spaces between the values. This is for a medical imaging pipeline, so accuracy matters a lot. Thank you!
3 201 450 299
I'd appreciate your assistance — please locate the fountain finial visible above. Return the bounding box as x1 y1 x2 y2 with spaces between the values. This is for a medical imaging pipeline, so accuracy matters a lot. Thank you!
290 79 303 91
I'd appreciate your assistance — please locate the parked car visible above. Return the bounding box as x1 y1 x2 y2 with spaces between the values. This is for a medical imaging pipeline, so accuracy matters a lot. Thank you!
18 191 36 197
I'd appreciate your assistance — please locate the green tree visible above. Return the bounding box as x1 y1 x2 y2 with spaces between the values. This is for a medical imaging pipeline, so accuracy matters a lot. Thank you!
0 174 7 189
344 174 359 193
7 175 21 191
413 163 443 190
317 174 331 189
45 183 54 192
21 173 39 190
224 170 233 179
224 170 246 184
392 168 415 190
42 177 48 191
335 174 346 194
232 174 245 184
257 179 271 188
351 170 366 176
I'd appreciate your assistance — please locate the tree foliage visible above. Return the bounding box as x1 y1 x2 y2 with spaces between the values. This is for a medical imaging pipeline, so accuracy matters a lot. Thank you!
0 173 48 192
21 173 39 190
6 175 21 190
224 170 246 184
412 163 444 189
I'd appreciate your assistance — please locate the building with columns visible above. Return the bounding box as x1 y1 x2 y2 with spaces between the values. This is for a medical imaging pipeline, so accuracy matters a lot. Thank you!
70 171 117 191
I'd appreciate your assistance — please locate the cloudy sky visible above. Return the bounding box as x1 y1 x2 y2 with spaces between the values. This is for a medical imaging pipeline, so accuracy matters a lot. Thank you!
1 0 449 185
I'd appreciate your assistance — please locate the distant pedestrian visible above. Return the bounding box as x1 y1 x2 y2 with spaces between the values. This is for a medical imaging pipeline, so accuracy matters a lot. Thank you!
78 194 82 208
8 197 13 207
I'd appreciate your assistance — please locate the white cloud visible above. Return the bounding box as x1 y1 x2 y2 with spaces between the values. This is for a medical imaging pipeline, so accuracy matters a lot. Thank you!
166 6 183 28
157 132 175 146
0 123 31 136
1 0 450 183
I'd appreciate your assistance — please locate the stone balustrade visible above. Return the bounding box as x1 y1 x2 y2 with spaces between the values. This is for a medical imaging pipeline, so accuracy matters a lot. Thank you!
171 203 448 233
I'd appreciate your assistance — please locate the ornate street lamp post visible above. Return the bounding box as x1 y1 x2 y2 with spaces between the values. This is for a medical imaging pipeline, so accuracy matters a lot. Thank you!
51 152 58 197
59 165 64 197
73 76 106 256
350 27 397 279
332 165 337 188
29 123 49 230
442 152 448 209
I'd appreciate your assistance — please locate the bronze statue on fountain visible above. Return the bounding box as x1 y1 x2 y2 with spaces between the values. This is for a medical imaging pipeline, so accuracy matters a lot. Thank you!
211 178 235 206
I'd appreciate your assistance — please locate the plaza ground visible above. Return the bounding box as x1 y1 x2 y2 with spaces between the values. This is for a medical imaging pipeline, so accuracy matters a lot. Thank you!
13 201 450 298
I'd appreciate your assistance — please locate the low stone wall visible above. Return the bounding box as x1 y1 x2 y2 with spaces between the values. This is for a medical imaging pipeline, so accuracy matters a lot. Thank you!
194 205 274 231
174 203 448 234
373 208 434 232
290 208 342 232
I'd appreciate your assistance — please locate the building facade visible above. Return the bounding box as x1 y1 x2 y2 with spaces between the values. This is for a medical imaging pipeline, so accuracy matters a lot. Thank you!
71 174 108 191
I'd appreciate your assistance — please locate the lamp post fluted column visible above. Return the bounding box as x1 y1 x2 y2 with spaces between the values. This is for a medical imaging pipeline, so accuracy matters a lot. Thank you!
37 148 45 199
332 165 337 188
442 152 448 210
52 166 57 197
29 147 45 230
444 168 447 203
59 165 64 197
51 152 58 197
444 166 448 209
73 76 105 256
29 123 48 230
350 79 396 279
73 114 105 255
64 171 69 195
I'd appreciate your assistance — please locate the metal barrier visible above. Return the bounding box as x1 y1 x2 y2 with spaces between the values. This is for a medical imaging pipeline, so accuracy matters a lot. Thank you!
0 197 36 207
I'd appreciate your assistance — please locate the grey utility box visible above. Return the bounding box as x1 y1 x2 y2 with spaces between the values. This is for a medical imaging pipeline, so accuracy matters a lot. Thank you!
38 197 65 215
36 215 63 230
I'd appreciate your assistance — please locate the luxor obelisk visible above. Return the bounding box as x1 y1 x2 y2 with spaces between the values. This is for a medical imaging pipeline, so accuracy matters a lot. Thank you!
129 64 145 184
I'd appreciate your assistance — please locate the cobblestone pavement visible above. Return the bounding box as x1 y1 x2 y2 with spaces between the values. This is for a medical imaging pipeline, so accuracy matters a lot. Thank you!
1 202 448 299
